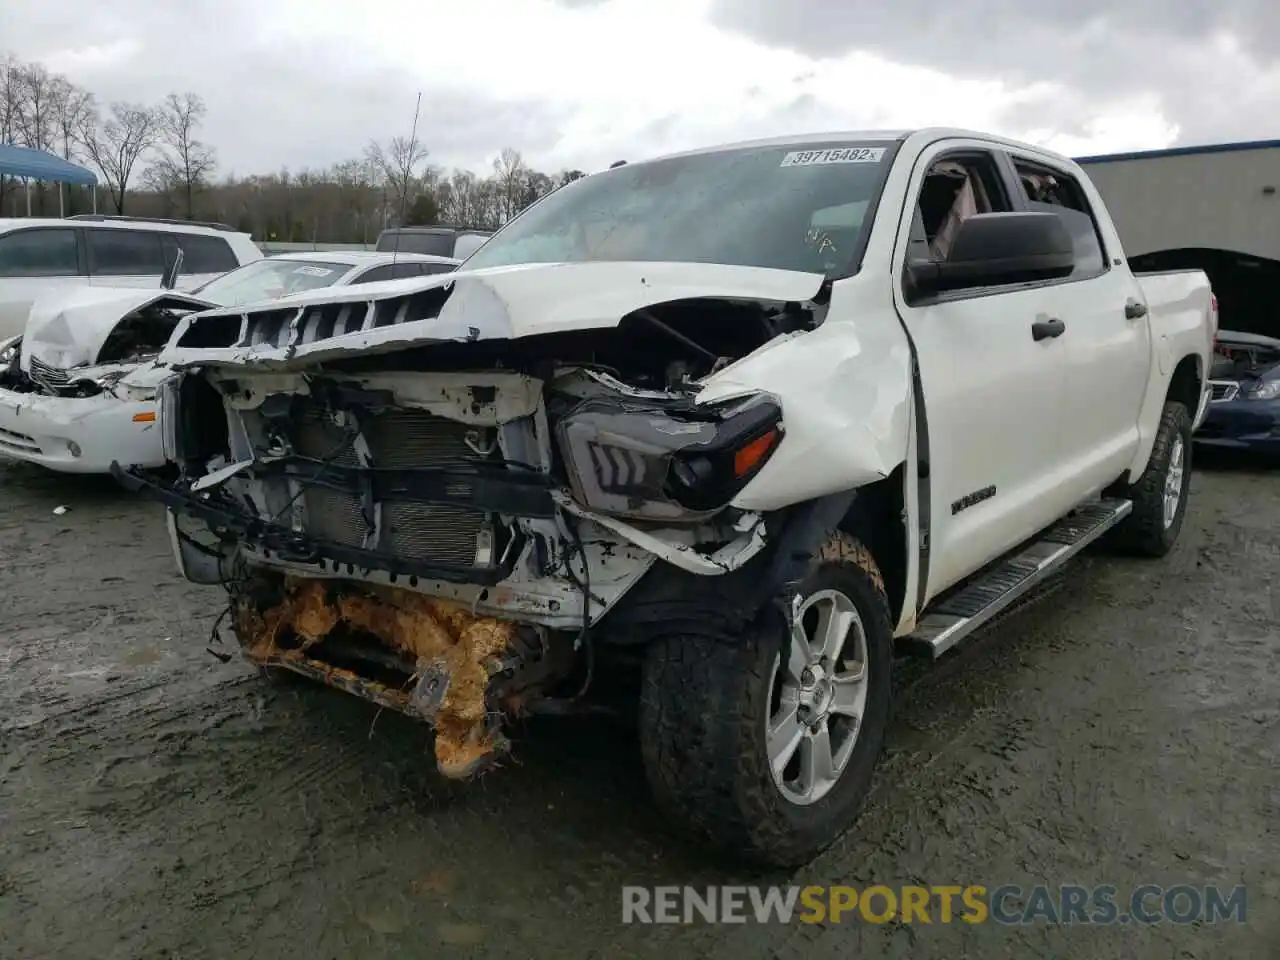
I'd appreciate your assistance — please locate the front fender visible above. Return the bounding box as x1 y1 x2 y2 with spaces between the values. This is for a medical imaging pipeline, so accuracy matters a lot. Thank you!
697 312 913 511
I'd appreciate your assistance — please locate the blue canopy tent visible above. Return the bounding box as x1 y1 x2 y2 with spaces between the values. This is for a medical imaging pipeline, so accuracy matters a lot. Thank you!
0 144 99 216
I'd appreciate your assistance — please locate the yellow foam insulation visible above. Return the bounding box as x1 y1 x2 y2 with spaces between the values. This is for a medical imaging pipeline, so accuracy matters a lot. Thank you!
237 577 518 778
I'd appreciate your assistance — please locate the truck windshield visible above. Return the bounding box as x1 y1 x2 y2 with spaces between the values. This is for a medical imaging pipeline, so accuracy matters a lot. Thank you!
463 140 899 277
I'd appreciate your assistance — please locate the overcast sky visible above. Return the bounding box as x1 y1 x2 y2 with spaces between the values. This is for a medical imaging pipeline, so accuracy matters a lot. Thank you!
6 0 1278 177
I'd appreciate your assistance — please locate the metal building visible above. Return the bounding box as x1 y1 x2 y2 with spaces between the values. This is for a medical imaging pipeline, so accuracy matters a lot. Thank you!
1077 139 1280 336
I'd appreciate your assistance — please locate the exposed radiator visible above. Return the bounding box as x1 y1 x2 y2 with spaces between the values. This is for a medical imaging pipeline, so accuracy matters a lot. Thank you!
290 406 488 566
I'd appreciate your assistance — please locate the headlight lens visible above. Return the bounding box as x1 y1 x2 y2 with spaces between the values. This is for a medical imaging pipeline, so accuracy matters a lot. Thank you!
0 340 18 365
1244 379 1280 401
555 392 783 522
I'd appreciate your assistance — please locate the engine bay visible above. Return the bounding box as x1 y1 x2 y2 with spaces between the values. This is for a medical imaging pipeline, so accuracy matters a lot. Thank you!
1 300 196 399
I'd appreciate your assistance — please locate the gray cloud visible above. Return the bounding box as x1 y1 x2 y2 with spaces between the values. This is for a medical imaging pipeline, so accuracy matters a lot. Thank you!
5 1 573 174
708 0 1280 146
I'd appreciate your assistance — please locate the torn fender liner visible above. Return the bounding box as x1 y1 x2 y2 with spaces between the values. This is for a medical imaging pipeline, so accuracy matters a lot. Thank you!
237 577 519 778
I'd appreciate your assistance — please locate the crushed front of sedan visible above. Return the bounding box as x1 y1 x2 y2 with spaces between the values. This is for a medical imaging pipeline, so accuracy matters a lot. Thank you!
0 288 215 471
115 260 877 777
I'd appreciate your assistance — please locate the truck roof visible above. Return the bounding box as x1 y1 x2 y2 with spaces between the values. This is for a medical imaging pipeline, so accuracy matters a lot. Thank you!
613 127 1083 171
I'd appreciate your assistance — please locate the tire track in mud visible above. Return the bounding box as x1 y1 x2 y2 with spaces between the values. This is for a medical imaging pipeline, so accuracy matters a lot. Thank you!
1 456 1278 959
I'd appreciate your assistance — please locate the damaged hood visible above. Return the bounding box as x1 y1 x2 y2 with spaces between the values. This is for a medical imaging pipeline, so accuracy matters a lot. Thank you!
22 287 216 371
160 260 827 370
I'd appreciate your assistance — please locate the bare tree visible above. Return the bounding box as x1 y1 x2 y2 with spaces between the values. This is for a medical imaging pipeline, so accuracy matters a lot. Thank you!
492 147 529 225
0 57 21 213
80 102 160 214
366 135 429 225
12 61 56 152
331 157 381 243
49 77 95 161
148 92 217 218
0 50 591 234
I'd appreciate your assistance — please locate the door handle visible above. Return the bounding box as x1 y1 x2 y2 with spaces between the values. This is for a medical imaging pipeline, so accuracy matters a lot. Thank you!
1032 317 1066 341
1125 299 1148 320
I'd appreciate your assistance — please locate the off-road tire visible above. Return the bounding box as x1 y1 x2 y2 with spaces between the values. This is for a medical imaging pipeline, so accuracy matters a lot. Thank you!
638 533 894 867
1104 401 1193 557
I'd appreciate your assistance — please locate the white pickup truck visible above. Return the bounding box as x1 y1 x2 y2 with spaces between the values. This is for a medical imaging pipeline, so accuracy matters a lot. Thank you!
117 128 1216 867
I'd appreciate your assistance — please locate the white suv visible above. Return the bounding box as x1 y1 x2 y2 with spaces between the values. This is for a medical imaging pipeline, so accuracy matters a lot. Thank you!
0 215 262 339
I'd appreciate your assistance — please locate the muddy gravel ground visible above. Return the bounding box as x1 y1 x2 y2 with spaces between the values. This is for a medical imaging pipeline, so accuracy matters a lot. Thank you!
1 454 1277 960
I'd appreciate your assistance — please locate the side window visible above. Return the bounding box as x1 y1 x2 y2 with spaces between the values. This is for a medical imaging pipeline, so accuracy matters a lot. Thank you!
0 228 80 278
87 229 165 276
911 153 1011 264
419 262 458 276
170 234 239 274
1012 160 1106 280
391 262 429 279
350 265 395 284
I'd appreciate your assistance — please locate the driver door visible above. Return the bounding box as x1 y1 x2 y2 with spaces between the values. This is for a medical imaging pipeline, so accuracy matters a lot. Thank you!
892 143 1073 602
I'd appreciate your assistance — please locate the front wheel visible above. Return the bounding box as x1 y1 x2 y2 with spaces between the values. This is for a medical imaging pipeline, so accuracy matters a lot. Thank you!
1105 400 1192 557
638 533 894 867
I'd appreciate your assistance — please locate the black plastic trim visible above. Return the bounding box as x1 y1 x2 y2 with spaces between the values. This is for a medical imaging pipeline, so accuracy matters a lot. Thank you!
910 354 931 614
111 463 519 586
759 490 859 598
259 459 558 518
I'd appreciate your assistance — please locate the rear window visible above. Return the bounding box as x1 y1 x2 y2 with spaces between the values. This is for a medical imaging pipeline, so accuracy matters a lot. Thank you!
375 231 455 257
169 234 239 273
190 258 351 306
87 229 166 276
0 227 80 277
351 261 459 284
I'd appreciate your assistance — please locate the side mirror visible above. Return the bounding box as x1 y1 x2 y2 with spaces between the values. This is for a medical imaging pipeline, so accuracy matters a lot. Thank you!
908 211 1075 296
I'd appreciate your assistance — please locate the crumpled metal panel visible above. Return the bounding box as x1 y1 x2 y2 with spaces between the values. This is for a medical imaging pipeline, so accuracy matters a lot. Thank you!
236 578 521 779
158 260 826 372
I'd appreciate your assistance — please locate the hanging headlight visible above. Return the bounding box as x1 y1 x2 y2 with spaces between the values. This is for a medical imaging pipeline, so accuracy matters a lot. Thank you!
555 392 783 523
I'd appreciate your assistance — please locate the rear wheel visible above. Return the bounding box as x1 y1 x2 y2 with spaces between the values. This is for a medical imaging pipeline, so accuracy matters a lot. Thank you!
1106 401 1192 557
638 533 894 867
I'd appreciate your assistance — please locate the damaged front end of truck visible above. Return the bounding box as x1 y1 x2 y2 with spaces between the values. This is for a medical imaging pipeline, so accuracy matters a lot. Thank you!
113 261 862 777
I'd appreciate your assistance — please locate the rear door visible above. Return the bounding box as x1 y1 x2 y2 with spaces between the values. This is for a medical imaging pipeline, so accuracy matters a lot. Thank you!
1003 150 1151 495
892 141 1074 600
0 226 87 340
85 228 166 290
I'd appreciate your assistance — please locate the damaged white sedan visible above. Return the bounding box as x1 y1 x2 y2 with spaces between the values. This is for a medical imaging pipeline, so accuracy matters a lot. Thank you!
0 288 214 472
115 129 1215 867
0 252 461 473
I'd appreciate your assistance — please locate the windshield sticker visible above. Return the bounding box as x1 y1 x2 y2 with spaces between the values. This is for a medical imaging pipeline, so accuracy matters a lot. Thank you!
780 147 886 167
293 266 335 277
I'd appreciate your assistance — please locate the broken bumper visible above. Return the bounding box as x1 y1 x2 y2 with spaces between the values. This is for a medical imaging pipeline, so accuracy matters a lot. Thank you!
232 576 528 779
0 388 164 473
